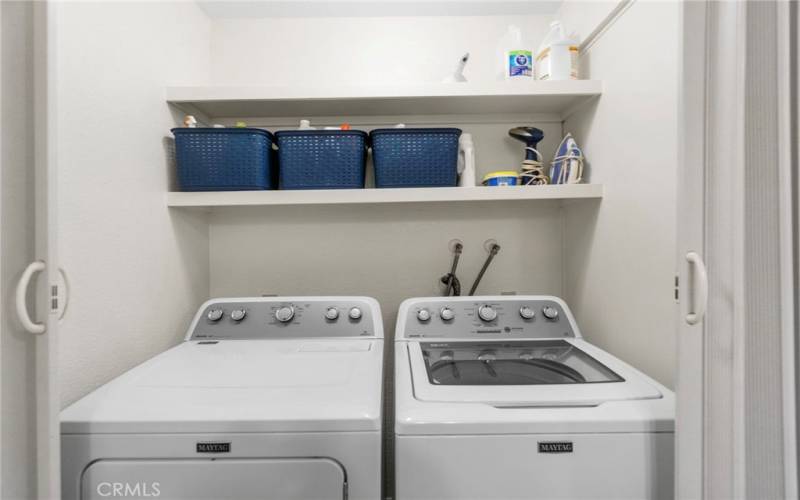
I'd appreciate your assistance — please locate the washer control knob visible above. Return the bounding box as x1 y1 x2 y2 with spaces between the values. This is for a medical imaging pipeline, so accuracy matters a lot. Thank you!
478 305 497 322
230 309 247 322
275 306 295 323
439 307 455 321
519 306 536 320
348 307 362 320
542 306 559 321
417 309 432 322
325 307 339 321
207 309 224 322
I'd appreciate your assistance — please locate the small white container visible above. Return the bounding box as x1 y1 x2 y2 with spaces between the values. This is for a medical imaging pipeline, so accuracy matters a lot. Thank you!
298 119 315 130
457 133 476 187
535 21 579 80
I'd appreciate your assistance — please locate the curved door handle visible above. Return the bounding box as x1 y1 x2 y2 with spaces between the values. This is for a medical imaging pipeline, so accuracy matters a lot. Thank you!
16 260 46 334
685 252 708 325
57 267 70 321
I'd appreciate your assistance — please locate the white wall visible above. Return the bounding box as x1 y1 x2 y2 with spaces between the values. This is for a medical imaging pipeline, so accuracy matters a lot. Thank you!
556 0 618 48
56 1 212 406
210 201 566 334
207 14 569 336
198 1 563 18
561 0 679 387
1 2 37 497
211 15 553 85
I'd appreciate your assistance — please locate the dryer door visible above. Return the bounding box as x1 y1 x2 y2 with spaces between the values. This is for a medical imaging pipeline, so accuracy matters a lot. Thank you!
81 458 346 500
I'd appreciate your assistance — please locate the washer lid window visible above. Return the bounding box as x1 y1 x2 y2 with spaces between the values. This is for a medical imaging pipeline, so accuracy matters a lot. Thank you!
421 340 624 386
407 339 663 406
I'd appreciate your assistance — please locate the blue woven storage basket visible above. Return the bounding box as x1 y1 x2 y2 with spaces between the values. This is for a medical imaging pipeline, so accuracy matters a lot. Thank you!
171 128 276 191
275 130 368 190
370 128 462 188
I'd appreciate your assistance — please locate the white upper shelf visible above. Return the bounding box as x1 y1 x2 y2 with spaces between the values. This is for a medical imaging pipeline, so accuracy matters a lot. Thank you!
166 185 603 209
166 81 602 119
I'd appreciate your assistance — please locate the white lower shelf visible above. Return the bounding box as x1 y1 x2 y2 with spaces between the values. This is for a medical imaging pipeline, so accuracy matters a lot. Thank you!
166 184 603 209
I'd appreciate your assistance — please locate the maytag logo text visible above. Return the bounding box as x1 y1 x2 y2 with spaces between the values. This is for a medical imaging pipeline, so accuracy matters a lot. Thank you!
538 441 574 453
196 442 231 453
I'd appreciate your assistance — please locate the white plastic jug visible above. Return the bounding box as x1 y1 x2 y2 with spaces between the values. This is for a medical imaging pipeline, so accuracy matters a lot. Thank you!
535 21 579 80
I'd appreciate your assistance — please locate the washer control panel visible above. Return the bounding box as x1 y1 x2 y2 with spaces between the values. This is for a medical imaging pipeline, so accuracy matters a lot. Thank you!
189 297 379 341
401 297 576 340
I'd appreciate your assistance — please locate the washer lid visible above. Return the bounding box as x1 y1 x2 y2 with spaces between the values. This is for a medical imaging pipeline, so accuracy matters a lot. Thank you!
408 339 662 406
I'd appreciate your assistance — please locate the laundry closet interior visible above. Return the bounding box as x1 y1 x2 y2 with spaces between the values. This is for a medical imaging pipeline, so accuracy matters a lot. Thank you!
12 1 800 499
34 5 682 499
51 0 676 412
0 0 686 497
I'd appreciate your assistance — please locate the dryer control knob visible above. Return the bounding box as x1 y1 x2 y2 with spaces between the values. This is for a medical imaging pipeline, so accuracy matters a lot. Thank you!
478 305 497 322
207 309 224 322
439 307 455 321
348 307 362 320
542 306 559 320
230 309 247 322
275 306 295 323
519 306 536 320
417 309 432 322
325 307 339 321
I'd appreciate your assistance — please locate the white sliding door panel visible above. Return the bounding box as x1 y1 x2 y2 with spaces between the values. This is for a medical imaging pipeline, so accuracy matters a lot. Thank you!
676 1 707 497
704 4 748 498
745 1 796 497
1 1 60 498
33 1 60 497
678 1 798 498
1 2 39 499
793 4 800 495
779 2 799 496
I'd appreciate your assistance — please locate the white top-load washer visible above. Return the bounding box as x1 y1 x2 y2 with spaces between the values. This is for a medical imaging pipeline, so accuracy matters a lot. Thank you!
395 296 674 500
61 297 383 500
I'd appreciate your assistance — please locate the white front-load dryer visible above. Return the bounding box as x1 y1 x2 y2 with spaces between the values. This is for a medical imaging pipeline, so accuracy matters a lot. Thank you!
394 296 674 500
61 297 383 500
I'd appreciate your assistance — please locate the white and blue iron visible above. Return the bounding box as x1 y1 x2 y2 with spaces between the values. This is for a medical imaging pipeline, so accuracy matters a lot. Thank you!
550 133 585 184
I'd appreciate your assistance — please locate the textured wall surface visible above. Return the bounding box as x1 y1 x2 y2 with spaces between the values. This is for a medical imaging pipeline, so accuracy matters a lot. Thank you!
561 0 679 388
210 15 553 86
57 1 212 406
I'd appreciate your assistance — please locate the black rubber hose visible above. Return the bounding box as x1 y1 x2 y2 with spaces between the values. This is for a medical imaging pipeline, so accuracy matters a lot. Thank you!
440 274 461 296
441 243 463 296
